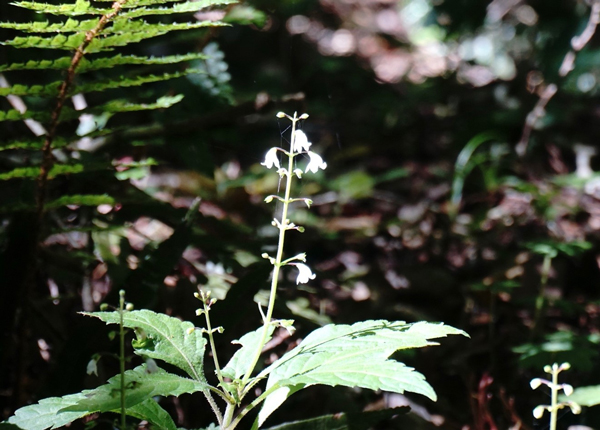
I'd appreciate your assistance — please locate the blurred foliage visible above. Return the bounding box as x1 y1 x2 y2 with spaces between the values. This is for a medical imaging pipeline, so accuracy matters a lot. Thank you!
2 0 600 428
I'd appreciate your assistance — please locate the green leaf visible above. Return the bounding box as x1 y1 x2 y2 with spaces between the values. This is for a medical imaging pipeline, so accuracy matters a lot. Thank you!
4 392 91 430
126 399 178 430
61 365 208 412
84 310 208 381
256 320 467 427
4 365 206 430
222 325 276 380
262 407 409 430
559 385 600 407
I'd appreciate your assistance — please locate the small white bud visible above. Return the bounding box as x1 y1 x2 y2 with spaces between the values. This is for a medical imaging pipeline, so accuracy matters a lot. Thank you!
533 405 546 419
530 378 542 390
562 384 574 396
276 112 286 118
265 195 274 203
186 327 195 335
569 401 582 414
299 113 309 120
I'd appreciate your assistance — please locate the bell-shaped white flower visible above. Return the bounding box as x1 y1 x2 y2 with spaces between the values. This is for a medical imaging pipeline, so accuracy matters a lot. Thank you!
261 147 280 169
305 151 327 173
293 130 311 153
292 263 316 284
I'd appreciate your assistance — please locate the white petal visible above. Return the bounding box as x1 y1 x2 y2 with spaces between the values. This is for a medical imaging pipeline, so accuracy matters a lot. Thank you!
305 151 327 173
293 130 311 153
261 148 280 169
293 263 316 284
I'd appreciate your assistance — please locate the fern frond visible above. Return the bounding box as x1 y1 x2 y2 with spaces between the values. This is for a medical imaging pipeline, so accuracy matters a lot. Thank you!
96 94 184 114
11 0 236 17
0 69 203 97
0 138 69 152
0 53 207 72
0 163 83 180
0 82 61 97
72 69 204 95
0 18 100 33
1 19 224 35
0 109 48 122
2 22 222 52
10 1 109 16
120 1 236 19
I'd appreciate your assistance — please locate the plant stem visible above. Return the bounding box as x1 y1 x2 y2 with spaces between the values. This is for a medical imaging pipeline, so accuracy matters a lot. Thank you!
119 290 127 430
240 113 299 387
550 365 558 430
532 254 552 337
203 297 225 387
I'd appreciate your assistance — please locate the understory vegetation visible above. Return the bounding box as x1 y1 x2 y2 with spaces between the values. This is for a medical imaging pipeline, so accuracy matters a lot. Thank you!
2 0 600 429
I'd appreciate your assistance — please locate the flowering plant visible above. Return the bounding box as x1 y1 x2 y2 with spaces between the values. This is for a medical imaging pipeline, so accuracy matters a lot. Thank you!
4 112 467 430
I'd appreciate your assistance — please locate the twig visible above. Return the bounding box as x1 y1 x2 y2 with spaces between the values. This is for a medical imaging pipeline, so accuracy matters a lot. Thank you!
516 0 600 156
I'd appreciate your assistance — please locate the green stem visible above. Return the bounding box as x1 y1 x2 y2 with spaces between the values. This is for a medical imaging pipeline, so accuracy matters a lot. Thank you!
119 290 126 430
240 113 299 388
203 297 225 387
550 365 558 430
532 254 552 337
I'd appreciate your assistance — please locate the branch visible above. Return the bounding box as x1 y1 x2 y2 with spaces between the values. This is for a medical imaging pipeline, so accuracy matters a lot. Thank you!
516 0 599 156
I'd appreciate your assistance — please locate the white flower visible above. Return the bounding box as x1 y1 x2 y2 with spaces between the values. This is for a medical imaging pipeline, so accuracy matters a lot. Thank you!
261 147 280 169
293 130 311 153
305 151 327 173
292 263 316 284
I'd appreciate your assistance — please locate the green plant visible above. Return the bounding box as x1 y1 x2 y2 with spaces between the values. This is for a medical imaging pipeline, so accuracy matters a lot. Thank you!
2 111 468 429
530 362 581 430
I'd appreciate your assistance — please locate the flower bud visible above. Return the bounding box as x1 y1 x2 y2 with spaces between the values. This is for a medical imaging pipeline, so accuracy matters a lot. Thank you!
530 378 542 390
186 327 195 335
533 405 546 419
276 112 286 118
299 113 309 120
125 303 134 311
100 303 109 311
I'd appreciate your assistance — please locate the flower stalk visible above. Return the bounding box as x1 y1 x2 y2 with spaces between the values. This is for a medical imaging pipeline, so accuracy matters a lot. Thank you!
204 111 324 430
530 362 581 430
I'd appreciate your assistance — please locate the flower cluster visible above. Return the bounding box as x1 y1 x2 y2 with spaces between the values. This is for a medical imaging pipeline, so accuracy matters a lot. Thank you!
530 363 581 421
261 112 325 285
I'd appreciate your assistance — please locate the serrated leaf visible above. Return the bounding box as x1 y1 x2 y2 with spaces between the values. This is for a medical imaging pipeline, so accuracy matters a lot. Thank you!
4 392 91 430
3 365 203 430
61 365 207 412
559 385 600 407
256 320 467 427
222 325 276 380
84 310 208 381
126 399 178 430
